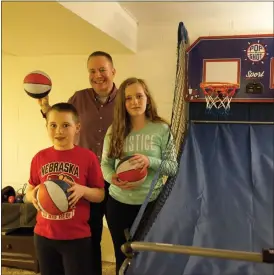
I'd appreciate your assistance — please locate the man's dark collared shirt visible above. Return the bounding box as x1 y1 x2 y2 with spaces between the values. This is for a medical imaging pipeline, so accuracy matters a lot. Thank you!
68 85 117 162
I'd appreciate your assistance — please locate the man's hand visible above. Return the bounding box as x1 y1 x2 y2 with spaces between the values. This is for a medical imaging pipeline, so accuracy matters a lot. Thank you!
38 95 51 114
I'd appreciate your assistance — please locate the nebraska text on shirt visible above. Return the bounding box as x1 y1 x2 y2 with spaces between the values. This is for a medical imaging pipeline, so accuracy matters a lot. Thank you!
41 162 80 178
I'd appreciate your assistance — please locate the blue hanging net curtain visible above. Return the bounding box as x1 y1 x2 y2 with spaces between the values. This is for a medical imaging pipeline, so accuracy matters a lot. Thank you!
121 22 274 275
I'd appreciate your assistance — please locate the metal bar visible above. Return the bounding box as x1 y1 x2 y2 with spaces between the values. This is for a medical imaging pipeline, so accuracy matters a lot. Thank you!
119 258 131 275
190 120 274 124
124 242 263 263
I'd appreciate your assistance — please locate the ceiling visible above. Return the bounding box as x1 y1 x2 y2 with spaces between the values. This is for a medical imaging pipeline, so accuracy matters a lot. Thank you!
2 2 273 56
120 2 273 24
120 2 274 40
2 2 132 56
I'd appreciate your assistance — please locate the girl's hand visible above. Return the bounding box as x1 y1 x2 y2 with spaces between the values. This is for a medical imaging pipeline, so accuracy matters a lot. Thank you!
129 154 150 172
111 174 136 190
63 177 85 208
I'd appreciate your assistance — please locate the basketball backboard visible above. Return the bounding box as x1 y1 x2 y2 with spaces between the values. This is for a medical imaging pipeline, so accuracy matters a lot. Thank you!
185 34 274 102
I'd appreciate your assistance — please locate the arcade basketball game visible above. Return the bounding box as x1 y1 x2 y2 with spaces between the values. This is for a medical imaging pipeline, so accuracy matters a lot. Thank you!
119 33 274 275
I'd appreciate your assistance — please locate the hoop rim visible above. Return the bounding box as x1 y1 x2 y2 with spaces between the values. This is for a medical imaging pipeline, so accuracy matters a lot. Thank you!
200 82 240 88
200 82 238 98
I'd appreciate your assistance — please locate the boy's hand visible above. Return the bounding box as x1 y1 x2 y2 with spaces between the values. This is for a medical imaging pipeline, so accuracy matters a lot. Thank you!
62 177 85 208
31 185 41 211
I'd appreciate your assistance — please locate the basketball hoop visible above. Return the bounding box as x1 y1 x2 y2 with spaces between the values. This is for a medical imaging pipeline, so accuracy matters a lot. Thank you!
200 82 239 114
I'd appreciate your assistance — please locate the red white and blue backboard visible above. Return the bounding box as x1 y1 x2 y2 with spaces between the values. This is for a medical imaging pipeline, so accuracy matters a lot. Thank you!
185 34 274 102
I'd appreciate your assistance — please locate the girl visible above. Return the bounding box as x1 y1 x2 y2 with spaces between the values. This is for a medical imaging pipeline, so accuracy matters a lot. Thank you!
101 77 178 274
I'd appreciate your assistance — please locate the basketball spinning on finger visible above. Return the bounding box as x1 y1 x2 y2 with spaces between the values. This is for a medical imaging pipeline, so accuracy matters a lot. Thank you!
23 70 52 99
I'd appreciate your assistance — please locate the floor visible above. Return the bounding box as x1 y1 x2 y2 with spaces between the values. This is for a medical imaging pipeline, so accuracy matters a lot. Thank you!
2 262 116 275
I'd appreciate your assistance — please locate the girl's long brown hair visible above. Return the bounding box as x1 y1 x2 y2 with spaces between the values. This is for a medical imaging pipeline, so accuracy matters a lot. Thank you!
108 77 168 159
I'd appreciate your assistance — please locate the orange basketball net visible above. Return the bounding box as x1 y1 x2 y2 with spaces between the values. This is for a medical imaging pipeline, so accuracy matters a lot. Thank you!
200 82 239 113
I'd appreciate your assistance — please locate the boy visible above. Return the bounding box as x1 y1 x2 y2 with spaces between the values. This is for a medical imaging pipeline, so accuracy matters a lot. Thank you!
25 103 105 275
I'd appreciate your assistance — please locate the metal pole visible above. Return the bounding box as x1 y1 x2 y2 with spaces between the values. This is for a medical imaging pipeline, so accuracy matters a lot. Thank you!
119 258 131 275
190 120 274 124
119 242 274 275
122 242 270 263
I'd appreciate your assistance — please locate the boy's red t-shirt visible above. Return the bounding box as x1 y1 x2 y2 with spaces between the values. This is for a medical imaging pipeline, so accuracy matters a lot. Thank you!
29 145 104 240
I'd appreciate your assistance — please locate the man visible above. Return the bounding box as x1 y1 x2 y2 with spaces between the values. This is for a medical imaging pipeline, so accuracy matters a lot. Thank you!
39 51 117 275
